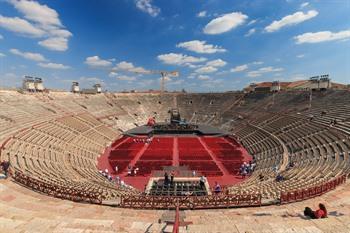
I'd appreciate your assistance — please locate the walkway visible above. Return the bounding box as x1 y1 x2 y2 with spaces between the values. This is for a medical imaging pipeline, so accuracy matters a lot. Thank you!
173 137 179 166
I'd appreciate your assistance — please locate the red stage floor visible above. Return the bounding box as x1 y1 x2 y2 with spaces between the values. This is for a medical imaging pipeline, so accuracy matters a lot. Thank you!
97 135 252 191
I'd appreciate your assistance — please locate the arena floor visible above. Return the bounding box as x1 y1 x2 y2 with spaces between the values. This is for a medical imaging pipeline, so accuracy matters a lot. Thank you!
97 135 252 190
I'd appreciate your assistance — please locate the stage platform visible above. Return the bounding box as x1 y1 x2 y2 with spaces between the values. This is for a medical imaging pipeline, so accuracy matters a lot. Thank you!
124 124 228 136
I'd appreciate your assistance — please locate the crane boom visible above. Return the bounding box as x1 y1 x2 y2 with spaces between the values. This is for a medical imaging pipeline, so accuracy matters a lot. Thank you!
123 69 179 93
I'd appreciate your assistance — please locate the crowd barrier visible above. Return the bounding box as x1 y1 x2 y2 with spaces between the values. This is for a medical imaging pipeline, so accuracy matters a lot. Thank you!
119 193 262 209
280 175 347 204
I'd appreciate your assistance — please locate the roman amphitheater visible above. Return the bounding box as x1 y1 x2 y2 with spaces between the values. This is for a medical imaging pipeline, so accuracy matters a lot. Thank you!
0 87 350 233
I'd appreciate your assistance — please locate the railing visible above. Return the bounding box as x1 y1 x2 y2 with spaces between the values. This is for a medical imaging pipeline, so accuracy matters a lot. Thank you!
280 175 346 204
13 171 103 204
119 193 262 209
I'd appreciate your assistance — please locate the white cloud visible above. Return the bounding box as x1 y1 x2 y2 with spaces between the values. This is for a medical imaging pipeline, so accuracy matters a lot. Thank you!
294 30 350 44
157 53 207 66
0 34 3 39
176 40 226 54
38 62 70 69
1 0 72 51
203 12 248 35
245 28 256 37
265 10 318 32
247 66 283 77
206 59 227 67
85 56 112 68
135 0 160 17
10 0 62 27
108 72 118 78
296 54 305 58
10 48 46 62
231 64 248 72
197 75 210 80
195 66 217 74
252 61 263 65
0 15 45 37
38 37 68 51
300 2 309 8
0 52 5 57
112 61 149 73
247 19 257 25
197 11 207 18
116 75 136 81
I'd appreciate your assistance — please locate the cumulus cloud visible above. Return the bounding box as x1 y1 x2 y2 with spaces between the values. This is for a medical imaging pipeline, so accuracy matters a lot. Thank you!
296 54 305 58
265 10 318 32
231 64 248 72
195 66 217 74
135 0 160 17
245 28 256 37
157 53 207 66
38 62 70 69
10 0 62 26
38 37 68 51
112 61 149 73
176 40 226 54
203 12 248 35
85 56 112 68
197 11 207 18
294 30 350 44
0 0 72 51
0 15 45 37
10 48 46 62
206 59 227 67
247 66 283 77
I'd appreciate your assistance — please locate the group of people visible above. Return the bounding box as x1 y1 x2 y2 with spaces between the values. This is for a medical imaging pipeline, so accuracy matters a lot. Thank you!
239 160 256 178
127 165 139 176
98 168 130 189
164 172 175 186
132 137 155 144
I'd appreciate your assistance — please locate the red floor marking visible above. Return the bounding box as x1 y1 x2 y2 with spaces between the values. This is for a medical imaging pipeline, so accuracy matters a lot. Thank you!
223 137 252 163
197 137 230 176
112 136 130 150
119 142 150 176
173 137 179 166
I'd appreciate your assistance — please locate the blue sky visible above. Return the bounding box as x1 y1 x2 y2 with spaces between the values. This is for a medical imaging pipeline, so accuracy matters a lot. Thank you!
0 0 349 92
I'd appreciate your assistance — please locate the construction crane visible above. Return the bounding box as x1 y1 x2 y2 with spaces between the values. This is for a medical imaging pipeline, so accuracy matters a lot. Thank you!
111 66 179 93
134 70 179 93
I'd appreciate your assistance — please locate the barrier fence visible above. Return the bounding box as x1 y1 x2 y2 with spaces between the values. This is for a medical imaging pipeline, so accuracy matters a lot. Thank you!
119 193 262 209
280 175 346 204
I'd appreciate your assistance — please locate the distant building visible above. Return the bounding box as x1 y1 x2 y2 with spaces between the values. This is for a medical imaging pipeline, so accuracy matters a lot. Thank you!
34 77 44 92
71 82 80 93
22 76 35 92
245 75 335 92
93 84 102 93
